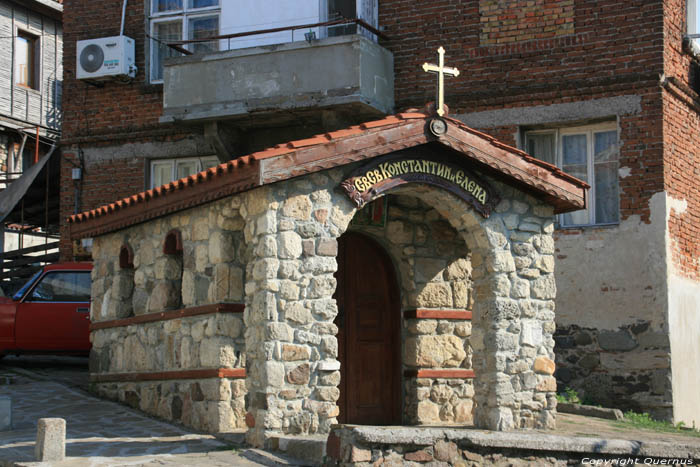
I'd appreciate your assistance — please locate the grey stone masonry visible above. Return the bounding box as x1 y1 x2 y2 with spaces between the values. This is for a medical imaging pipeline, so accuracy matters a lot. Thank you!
88 160 560 445
89 197 248 433
242 165 558 447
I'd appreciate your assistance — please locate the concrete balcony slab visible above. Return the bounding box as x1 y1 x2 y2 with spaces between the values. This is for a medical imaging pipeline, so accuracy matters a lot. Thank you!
160 35 394 127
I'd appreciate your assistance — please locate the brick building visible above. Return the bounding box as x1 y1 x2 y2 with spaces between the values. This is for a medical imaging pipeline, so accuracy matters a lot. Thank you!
62 0 700 429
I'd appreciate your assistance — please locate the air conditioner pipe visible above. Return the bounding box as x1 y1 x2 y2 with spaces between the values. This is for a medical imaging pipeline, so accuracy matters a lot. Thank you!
120 0 127 36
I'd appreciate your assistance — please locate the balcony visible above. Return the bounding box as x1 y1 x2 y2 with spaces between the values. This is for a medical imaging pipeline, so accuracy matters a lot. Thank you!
160 34 394 128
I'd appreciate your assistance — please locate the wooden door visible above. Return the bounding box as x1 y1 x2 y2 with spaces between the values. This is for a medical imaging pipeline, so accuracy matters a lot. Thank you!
334 232 400 425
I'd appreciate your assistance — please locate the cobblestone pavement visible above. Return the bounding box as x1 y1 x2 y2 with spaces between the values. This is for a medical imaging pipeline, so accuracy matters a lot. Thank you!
0 356 304 466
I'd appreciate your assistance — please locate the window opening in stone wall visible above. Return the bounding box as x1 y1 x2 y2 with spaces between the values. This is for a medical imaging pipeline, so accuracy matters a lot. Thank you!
163 229 183 255
15 31 40 90
157 229 184 311
150 156 219 189
524 122 619 227
149 0 221 83
119 244 134 269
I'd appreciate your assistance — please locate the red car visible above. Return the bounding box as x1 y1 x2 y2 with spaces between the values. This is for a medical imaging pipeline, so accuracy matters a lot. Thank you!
0 263 92 357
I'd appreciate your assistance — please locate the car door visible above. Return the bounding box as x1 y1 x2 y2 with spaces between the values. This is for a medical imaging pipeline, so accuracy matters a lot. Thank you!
14 270 91 351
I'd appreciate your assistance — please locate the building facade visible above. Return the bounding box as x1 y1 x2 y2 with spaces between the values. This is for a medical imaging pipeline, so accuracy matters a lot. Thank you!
0 0 62 290
61 0 700 429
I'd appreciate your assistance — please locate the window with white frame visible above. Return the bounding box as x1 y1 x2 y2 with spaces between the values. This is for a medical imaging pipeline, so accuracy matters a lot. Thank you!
150 156 219 188
689 0 700 52
524 123 620 227
149 0 220 83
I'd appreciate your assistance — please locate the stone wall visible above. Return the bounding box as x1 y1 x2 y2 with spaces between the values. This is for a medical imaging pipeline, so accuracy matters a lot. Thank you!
95 377 246 433
325 425 700 466
89 196 248 432
88 161 561 444
554 323 671 420
241 164 560 447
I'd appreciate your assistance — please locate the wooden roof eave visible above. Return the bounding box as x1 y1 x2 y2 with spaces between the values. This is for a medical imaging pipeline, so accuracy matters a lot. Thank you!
68 158 261 239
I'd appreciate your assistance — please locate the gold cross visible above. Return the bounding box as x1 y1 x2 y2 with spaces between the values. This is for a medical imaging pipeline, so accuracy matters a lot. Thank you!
422 46 460 117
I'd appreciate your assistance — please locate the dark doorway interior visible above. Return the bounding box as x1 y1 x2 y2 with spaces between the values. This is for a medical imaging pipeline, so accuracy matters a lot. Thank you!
334 231 401 425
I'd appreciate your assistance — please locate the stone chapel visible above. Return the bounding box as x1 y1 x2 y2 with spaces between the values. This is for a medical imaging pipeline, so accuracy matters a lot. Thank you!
68 110 587 448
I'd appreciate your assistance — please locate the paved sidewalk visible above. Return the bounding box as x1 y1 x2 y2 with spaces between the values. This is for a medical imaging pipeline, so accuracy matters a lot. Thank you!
0 365 304 466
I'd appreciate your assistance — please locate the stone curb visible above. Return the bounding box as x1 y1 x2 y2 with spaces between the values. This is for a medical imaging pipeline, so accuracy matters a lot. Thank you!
557 402 624 421
348 426 700 459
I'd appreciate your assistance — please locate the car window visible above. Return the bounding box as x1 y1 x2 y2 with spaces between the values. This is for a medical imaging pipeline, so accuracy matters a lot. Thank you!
28 272 91 302
13 270 43 301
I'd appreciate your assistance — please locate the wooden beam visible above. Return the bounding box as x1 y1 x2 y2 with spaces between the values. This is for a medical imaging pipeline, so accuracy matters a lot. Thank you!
404 369 475 379
90 303 244 331
90 367 246 383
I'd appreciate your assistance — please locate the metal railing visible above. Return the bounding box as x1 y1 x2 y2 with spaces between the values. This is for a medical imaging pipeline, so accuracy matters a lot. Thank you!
163 17 387 56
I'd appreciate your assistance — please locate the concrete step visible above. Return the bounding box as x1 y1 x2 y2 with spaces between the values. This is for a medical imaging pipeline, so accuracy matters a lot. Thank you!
269 434 328 466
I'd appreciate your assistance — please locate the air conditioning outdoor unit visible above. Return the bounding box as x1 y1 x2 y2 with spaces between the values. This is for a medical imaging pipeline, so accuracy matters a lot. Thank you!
76 35 136 80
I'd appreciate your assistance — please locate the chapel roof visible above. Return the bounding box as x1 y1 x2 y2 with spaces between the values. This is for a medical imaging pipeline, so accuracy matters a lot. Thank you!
68 111 588 239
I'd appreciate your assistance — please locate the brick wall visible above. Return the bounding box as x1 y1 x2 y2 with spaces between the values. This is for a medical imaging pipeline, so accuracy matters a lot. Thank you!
60 149 145 260
62 0 170 141
662 0 700 280
380 0 664 113
478 0 574 46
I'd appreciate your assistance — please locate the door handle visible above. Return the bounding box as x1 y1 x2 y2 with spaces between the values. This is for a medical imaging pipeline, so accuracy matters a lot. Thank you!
76 307 89 313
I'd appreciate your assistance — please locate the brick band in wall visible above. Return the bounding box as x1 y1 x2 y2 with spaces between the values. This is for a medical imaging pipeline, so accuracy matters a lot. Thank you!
403 369 475 379
403 309 472 320
89 368 246 383
89 303 244 331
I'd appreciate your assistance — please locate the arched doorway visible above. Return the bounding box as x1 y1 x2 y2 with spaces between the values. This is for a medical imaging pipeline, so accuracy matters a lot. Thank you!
334 231 401 425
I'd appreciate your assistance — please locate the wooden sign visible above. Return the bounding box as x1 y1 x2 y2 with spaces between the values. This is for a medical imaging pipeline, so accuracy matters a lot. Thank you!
340 153 500 218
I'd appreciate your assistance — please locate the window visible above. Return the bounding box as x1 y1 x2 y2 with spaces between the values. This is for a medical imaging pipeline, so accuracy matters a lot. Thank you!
524 123 620 227
150 156 219 188
689 0 700 52
328 0 357 36
15 31 39 90
28 272 91 302
150 0 220 83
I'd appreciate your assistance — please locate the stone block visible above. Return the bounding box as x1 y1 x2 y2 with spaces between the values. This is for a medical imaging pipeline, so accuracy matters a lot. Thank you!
415 258 446 282
278 231 303 259
533 357 555 375
531 275 556 299
281 344 311 361
0 396 11 431
405 335 467 367
317 238 338 256
350 447 372 462
35 418 66 462
598 329 637 351
413 282 453 307
416 400 440 423
287 363 311 385
282 195 312 220
386 220 413 244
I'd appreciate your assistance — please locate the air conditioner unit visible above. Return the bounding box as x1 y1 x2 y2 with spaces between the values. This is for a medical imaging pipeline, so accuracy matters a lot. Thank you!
76 35 136 80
